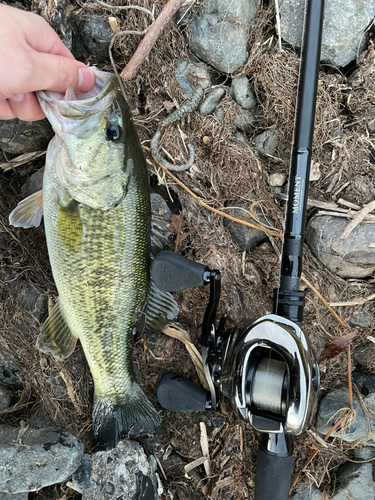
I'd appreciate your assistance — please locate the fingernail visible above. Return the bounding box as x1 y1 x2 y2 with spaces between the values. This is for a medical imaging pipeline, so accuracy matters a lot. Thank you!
77 67 95 93
10 94 25 103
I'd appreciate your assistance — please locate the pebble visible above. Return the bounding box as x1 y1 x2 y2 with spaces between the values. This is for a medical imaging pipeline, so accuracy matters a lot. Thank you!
199 88 226 116
0 119 53 155
353 341 375 370
186 0 258 73
291 484 322 499
268 172 286 187
150 193 173 219
234 131 250 146
174 59 211 95
215 108 225 121
0 425 83 494
233 107 256 133
17 284 47 323
349 311 373 328
230 76 256 110
223 204 272 252
254 130 279 157
332 462 375 500
279 0 373 67
21 167 45 198
305 215 375 278
0 350 23 387
0 385 12 410
72 441 162 500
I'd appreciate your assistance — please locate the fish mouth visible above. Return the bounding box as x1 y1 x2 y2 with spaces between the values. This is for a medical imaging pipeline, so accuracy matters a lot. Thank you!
37 68 118 119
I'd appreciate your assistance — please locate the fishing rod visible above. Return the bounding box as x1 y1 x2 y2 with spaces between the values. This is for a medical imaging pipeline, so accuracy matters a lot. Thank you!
152 0 324 497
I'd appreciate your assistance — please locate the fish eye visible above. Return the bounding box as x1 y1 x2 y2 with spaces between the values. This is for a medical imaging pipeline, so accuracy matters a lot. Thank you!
106 124 122 142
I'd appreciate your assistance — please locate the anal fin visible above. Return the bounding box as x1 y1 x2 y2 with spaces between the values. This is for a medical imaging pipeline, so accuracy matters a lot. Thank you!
140 280 179 334
9 190 43 228
37 299 77 359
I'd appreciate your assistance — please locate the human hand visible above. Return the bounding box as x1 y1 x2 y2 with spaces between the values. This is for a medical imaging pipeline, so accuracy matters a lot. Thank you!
0 4 96 121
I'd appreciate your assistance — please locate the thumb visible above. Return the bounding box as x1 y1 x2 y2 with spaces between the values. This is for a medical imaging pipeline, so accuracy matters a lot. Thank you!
29 53 96 94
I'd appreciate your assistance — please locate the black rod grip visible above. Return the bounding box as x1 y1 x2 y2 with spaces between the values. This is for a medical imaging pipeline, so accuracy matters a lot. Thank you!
254 433 294 500
152 251 209 292
157 372 210 411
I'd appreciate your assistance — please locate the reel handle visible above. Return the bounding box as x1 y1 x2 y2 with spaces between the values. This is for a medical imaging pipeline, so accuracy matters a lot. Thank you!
152 251 210 292
157 372 210 411
254 433 294 500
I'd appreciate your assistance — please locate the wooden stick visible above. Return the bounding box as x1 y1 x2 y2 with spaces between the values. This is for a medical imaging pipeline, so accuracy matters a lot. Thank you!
121 0 187 80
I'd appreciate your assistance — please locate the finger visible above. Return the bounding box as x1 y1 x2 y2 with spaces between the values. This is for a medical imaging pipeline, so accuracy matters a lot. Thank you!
0 100 16 120
19 8 75 60
28 53 96 94
8 92 46 122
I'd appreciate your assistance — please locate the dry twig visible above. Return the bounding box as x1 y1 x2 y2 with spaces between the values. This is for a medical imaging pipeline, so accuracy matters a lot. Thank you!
121 0 188 80
340 200 375 239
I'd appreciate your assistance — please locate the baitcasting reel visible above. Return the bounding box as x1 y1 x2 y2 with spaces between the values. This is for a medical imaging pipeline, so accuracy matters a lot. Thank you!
152 250 319 500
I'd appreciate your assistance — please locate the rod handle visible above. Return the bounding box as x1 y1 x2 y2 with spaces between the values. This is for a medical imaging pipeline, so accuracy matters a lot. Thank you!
254 433 294 500
152 251 209 292
157 372 210 411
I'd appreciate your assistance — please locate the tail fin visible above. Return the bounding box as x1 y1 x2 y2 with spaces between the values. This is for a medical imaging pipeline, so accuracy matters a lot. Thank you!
92 382 161 449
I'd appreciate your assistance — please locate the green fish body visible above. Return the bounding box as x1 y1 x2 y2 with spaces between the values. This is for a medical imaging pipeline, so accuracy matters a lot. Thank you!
9 69 176 448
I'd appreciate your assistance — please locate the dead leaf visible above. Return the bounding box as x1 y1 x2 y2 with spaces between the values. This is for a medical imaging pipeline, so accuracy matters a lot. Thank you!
169 214 190 253
316 329 358 364
309 161 321 181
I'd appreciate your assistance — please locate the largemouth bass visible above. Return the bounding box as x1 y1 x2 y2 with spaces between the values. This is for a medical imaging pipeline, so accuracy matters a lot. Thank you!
9 68 177 448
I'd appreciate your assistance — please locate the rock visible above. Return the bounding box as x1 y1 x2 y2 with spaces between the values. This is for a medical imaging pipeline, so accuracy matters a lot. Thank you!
21 167 45 198
233 107 256 133
150 193 173 219
0 493 28 500
17 284 47 323
0 120 53 155
352 371 375 409
349 312 373 328
352 446 375 461
268 173 286 187
0 350 23 387
199 88 226 115
223 204 272 252
353 342 375 370
187 0 258 74
174 59 211 95
230 76 256 110
0 425 83 494
332 462 375 500
72 441 162 500
279 0 374 68
305 215 375 278
291 484 322 499
315 388 369 443
254 130 279 157
0 385 12 410
72 12 113 64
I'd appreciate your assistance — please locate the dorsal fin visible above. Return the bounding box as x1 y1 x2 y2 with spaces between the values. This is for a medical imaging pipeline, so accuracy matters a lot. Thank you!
37 299 77 359
9 190 43 228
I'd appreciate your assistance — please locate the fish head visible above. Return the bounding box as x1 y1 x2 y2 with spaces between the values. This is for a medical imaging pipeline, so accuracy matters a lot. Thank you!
38 68 130 210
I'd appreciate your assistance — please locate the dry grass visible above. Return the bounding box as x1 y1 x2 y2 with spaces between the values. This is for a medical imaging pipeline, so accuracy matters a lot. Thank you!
1 1 375 499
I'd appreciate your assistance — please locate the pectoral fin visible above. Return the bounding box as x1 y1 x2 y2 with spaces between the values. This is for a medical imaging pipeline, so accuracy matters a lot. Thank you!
37 299 77 359
9 190 43 228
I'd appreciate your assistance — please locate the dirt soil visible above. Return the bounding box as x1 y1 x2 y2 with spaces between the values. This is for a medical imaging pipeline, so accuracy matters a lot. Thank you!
1 1 375 499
